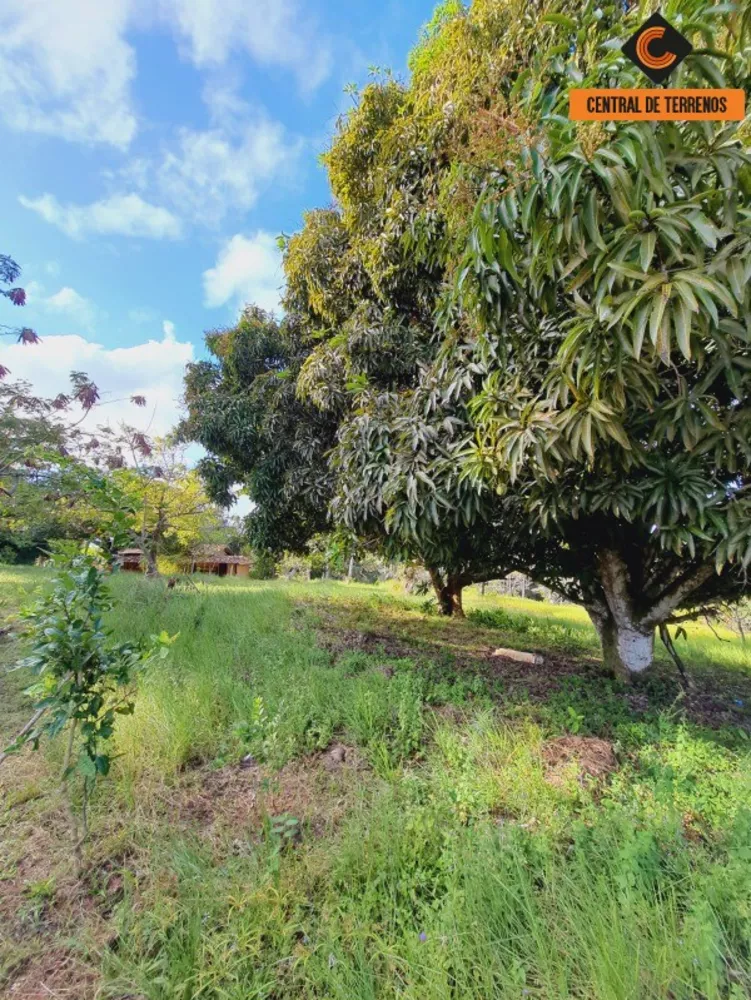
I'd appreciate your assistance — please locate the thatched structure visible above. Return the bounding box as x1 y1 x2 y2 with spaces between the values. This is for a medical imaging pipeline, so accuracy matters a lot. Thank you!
190 544 250 577
117 548 144 572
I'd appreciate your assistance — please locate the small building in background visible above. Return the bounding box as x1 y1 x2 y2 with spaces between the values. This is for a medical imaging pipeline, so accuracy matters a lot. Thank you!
190 544 251 578
117 548 145 572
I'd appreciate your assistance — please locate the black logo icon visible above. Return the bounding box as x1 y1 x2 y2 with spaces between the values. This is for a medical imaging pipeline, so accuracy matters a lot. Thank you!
621 11 692 85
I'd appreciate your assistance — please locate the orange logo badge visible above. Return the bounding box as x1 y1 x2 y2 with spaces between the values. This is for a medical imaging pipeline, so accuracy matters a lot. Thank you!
621 11 692 84
569 11 745 121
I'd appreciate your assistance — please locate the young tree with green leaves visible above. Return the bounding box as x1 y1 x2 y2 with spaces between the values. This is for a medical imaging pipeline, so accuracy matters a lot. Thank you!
112 440 224 574
6 557 173 867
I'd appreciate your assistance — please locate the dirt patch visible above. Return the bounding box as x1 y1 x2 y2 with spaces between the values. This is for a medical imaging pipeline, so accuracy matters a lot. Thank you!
0 664 119 1000
541 736 618 788
680 683 751 730
480 648 601 697
317 626 421 662
177 744 370 841
3 948 99 1000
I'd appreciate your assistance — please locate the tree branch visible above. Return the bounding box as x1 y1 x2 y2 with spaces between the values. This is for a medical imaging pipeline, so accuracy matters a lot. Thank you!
666 606 717 625
642 562 716 629
0 707 46 767
659 624 692 691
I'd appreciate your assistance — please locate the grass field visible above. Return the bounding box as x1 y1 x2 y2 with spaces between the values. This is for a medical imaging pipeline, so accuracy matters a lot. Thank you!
2 566 751 999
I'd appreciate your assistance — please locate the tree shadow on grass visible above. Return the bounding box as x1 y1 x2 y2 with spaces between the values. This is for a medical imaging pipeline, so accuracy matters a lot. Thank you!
304 594 751 742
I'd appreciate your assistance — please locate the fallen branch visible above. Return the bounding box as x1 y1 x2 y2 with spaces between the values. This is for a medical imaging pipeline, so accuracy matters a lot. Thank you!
492 647 544 666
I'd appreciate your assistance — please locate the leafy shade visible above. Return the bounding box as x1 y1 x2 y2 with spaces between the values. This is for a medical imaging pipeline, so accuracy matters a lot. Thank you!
283 0 750 674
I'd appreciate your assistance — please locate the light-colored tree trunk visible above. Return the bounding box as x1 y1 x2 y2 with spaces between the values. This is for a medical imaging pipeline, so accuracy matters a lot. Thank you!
145 546 159 577
586 549 655 680
587 606 655 681
587 549 714 681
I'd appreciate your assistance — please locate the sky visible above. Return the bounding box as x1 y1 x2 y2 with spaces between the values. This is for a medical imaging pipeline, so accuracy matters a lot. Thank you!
0 0 437 445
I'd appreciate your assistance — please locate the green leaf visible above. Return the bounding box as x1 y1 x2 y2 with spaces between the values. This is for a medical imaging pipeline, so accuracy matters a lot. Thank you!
649 291 669 349
77 755 97 780
583 189 606 252
581 414 594 461
631 301 651 359
640 232 657 272
95 754 111 776
674 299 692 361
541 13 576 29
604 421 631 450
687 213 719 249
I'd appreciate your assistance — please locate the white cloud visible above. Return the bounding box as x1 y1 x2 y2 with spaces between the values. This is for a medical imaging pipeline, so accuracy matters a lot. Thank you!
162 319 176 341
20 82 299 238
128 307 158 325
0 326 193 438
203 232 283 313
19 193 183 241
153 117 299 226
161 0 332 92
0 0 331 150
118 83 302 228
22 281 99 332
0 0 136 147
44 286 98 331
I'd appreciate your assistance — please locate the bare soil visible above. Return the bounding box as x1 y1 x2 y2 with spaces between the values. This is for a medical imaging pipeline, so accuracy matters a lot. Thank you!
541 736 619 788
176 742 370 842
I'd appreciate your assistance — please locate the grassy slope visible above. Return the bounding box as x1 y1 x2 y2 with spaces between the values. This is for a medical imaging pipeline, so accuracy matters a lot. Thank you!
1 567 751 999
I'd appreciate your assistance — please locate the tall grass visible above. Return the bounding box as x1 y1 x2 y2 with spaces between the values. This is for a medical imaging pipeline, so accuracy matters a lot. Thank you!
3 568 751 999
105 724 751 999
108 576 437 785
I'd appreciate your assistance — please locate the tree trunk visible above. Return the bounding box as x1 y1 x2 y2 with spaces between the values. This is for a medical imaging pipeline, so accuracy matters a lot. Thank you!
587 549 655 680
146 546 159 577
588 608 655 681
429 569 465 618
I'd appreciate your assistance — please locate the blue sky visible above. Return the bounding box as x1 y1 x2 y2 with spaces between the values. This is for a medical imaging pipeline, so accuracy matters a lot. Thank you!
0 0 436 439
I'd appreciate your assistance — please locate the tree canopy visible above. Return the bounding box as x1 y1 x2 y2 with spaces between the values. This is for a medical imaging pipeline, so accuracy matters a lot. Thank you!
113 441 223 573
0 370 221 567
180 307 337 554
0 252 38 348
184 0 751 678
